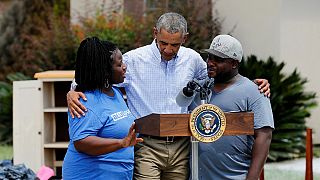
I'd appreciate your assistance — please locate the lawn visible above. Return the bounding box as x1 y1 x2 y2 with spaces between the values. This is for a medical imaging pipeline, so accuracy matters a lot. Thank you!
265 168 320 180
0 145 13 160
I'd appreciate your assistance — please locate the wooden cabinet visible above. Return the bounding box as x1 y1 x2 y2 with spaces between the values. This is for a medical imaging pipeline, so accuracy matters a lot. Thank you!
13 70 74 175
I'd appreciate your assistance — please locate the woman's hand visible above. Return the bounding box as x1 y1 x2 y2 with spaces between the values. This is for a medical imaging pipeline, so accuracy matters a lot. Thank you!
121 122 144 148
74 122 143 156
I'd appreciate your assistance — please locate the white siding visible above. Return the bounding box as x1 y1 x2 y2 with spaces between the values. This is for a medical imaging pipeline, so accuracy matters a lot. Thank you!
214 0 320 143
70 0 124 24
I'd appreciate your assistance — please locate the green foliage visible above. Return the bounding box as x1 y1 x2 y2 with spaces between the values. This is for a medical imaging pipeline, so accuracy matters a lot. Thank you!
0 0 77 81
239 55 317 161
0 0 53 79
0 73 31 144
43 15 78 71
0 81 11 144
314 145 320 157
167 0 221 52
52 0 70 17
0 145 13 160
73 13 145 53
72 0 220 54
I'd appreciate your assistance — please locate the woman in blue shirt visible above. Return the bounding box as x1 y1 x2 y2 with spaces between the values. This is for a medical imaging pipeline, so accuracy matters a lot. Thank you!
62 37 143 180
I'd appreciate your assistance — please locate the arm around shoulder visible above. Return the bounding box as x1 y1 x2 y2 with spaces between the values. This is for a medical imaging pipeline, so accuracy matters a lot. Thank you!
67 90 87 118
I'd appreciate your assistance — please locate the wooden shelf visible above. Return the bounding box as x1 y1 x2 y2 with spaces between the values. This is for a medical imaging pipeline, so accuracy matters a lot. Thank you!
14 71 76 175
54 160 63 167
34 70 74 82
44 142 69 149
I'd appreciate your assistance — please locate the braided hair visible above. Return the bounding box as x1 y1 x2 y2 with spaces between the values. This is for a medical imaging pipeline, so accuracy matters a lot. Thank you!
75 37 118 92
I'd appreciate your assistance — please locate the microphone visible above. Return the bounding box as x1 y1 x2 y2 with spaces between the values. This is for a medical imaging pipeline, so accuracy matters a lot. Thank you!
182 80 198 97
202 78 214 95
199 78 214 103
176 79 200 107
176 78 214 107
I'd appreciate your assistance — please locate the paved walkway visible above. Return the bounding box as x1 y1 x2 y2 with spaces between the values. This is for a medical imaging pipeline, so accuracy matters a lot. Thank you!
265 157 320 174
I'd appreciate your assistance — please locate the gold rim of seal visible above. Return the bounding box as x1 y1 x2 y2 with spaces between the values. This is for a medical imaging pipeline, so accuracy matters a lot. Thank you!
189 104 226 143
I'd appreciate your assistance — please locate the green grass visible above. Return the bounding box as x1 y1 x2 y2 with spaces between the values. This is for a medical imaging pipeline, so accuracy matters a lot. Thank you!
265 168 320 180
0 145 13 160
314 145 320 157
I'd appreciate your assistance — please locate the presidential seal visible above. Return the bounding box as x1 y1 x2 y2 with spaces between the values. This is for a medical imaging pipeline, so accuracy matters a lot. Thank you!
189 104 226 143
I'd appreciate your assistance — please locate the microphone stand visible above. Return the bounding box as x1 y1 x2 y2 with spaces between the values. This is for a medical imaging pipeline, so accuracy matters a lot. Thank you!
191 78 214 180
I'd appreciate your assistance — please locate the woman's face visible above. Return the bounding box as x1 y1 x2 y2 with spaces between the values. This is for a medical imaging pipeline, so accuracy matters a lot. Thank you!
111 49 126 84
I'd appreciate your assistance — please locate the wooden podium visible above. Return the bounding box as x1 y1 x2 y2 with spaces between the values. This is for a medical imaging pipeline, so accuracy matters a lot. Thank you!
135 111 254 180
135 112 254 136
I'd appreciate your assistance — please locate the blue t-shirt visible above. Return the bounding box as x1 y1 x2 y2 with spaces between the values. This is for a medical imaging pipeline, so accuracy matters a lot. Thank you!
62 87 135 180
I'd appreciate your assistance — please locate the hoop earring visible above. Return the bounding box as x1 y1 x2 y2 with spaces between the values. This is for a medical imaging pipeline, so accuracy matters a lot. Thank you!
105 79 110 89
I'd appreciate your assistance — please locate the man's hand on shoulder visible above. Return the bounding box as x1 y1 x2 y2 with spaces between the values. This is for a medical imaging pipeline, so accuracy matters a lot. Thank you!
67 90 87 118
254 79 270 98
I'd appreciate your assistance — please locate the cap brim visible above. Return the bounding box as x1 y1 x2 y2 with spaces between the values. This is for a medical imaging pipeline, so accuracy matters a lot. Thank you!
202 49 230 59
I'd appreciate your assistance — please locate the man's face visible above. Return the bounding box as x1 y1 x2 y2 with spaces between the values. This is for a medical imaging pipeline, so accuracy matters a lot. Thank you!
154 28 186 61
206 54 237 82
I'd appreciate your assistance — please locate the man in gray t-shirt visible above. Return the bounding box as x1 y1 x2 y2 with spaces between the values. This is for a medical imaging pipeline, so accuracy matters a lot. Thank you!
185 35 274 180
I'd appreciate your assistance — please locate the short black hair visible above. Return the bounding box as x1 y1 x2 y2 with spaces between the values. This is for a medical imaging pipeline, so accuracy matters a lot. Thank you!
75 37 118 92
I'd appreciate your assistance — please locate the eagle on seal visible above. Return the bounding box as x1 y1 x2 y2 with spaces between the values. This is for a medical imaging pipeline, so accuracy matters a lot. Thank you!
200 114 216 134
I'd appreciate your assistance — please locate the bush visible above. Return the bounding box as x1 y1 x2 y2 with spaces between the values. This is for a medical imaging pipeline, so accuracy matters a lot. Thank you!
72 0 221 54
0 81 12 144
166 0 221 52
72 13 143 54
239 55 317 161
0 0 77 81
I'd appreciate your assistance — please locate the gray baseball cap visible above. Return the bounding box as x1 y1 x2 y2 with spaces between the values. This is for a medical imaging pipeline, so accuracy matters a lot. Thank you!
203 34 243 62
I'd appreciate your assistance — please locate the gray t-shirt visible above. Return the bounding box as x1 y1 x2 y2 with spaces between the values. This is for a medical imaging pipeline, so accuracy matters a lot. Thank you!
190 75 274 180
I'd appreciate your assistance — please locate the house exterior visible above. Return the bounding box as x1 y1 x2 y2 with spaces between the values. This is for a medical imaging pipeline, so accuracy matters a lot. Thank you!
213 0 320 144
71 0 320 143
